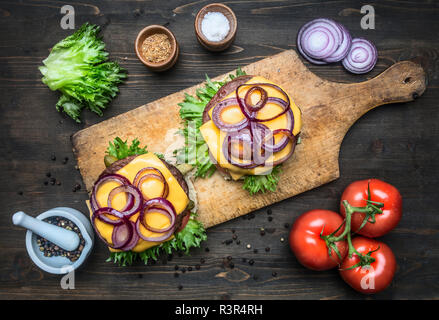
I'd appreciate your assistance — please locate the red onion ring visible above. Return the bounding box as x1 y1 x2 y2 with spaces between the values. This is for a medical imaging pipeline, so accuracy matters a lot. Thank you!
107 185 143 218
323 22 352 63
299 18 342 59
244 86 268 112
342 38 377 74
111 220 133 249
211 98 249 132
251 97 290 122
135 219 175 242
91 207 131 249
138 198 177 234
222 127 273 169
142 207 175 233
136 173 169 200
90 174 131 212
271 129 298 166
236 83 290 122
133 167 164 187
253 110 294 152
92 207 125 226
118 221 139 251
222 129 258 169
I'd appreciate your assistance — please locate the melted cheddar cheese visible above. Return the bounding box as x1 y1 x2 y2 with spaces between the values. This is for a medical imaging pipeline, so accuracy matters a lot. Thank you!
200 76 302 180
88 153 189 252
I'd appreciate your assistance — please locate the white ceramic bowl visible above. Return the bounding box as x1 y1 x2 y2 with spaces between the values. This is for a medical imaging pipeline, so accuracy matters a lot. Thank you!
24 207 94 274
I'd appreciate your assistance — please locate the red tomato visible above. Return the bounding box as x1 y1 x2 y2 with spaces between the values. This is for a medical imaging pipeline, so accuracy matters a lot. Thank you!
340 237 396 294
340 179 402 237
175 212 191 233
289 210 348 271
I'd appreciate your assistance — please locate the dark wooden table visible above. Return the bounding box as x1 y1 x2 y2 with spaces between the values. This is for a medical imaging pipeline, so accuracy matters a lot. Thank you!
1 0 438 300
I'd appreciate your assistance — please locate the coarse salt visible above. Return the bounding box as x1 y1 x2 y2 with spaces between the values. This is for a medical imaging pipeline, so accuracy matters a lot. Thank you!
201 11 230 42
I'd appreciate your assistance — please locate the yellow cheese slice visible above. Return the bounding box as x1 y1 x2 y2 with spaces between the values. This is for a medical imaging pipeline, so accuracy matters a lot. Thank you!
89 153 189 252
200 76 302 180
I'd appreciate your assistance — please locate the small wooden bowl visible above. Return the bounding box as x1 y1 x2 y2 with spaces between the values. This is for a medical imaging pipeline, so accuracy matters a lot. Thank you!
135 25 179 72
194 3 237 52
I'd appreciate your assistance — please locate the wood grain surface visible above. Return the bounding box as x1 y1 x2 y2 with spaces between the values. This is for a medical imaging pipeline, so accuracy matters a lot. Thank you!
72 50 426 228
1 0 438 300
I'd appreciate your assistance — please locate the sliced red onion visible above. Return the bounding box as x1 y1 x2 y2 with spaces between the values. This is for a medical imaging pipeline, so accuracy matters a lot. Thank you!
323 23 352 63
300 18 342 59
271 129 298 166
228 128 253 160
139 198 177 233
133 167 164 187
141 207 175 233
342 38 377 74
236 83 290 122
92 207 125 226
222 129 258 169
244 86 268 112
252 97 290 122
136 218 175 242
119 221 139 251
90 174 131 212
252 110 294 153
212 98 249 132
91 207 130 249
136 173 169 200
111 220 133 249
297 37 329 65
107 185 143 218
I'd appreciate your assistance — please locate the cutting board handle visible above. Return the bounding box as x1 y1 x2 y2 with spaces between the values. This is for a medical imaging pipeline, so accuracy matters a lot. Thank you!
341 60 427 125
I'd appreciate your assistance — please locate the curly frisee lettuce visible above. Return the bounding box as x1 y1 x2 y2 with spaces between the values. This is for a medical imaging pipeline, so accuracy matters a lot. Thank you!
104 137 207 266
176 68 283 195
39 23 126 123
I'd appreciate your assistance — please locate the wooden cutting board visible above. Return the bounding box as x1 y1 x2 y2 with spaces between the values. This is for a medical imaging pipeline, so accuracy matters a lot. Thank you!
71 50 426 228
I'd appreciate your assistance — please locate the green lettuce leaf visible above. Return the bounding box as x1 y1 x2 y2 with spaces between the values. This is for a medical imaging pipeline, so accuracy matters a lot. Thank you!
39 23 126 122
242 165 283 195
106 137 148 160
